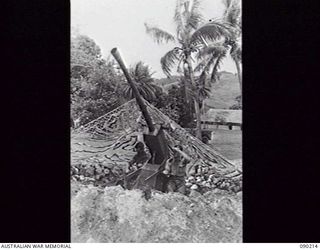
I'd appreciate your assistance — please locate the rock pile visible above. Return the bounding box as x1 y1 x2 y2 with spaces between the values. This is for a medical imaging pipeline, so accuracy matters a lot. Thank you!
71 162 126 187
70 160 242 194
185 162 242 194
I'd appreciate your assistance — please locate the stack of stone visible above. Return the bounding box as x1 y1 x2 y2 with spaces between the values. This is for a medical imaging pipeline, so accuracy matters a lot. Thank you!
185 163 242 194
71 162 126 187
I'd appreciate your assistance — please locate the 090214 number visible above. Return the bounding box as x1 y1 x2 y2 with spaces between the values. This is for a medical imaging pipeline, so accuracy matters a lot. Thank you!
300 244 318 248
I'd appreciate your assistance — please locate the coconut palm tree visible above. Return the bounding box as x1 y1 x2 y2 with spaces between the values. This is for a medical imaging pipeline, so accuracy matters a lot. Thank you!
198 0 241 92
120 61 158 102
145 0 231 139
195 41 228 83
223 0 242 92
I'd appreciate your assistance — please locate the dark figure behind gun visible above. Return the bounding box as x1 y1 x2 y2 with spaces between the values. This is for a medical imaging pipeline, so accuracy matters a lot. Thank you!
127 141 150 173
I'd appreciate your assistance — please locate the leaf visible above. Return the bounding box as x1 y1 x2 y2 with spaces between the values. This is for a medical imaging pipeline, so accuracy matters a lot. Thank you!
198 55 216 84
174 0 185 36
176 56 185 74
121 62 158 101
210 53 227 82
230 42 242 62
223 0 241 29
144 23 176 44
184 0 204 30
196 42 227 60
191 19 231 45
174 0 204 37
194 60 206 72
160 48 183 77
198 84 211 101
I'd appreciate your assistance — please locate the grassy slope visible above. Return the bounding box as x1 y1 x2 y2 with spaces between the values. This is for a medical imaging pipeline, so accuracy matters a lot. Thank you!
155 71 241 109
210 129 242 160
205 71 241 109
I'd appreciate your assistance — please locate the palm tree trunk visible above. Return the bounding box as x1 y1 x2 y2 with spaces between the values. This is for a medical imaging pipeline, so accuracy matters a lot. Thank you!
235 60 242 94
183 65 190 104
186 56 202 140
194 98 202 139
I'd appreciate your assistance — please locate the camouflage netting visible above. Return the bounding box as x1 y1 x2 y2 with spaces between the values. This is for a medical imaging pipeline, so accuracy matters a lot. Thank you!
71 99 242 193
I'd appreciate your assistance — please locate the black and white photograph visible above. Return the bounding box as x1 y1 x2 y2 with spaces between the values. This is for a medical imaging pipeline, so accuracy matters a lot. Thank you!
70 0 242 243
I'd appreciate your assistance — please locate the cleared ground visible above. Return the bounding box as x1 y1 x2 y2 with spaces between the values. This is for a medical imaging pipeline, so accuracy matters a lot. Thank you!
71 184 242 243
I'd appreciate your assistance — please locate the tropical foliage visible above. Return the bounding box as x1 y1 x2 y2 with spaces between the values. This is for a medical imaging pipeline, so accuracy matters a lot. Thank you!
121 61 158 102
71 0 241 132
145 0 232 138
71 33 184 128
196 0 241 93
71 34 122 126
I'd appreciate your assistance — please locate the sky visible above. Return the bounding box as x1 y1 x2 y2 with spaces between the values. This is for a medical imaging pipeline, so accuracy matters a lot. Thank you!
71 0 238 79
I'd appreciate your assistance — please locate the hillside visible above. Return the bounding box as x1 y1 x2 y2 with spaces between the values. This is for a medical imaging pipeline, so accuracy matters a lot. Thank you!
154 76 180 93
154 76 180 86
155 71 241 109
205 71 241 109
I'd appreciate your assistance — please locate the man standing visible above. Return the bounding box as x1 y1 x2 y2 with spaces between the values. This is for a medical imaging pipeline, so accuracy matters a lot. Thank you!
163 145 191 195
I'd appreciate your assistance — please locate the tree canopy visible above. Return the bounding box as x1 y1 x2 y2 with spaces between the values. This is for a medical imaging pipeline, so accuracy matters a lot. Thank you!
71 34 121 125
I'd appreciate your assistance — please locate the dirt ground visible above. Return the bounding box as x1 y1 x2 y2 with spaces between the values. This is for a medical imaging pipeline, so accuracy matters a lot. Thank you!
71 128 242 243
71 183 242 243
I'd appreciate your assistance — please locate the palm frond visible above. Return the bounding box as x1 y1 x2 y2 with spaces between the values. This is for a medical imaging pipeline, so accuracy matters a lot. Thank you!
225 8 241 29
130 61 155 84
185 84 197 101
122 85 133 100
141 84 157 101
230 42 242 62
174 0 204 37
222 0 234 16
223 0 241 28
144 23 176 44
198 84 211 100
194 60 207 72
210 52 227 82
160 48 183 77
174 0 185 37
176 56 185 74
222 0 241 41
198 55 216 84
185 0 204 30
121 62 158 101
121 81 157 101
197 42 227 60
191 19 231 45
